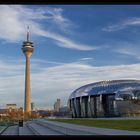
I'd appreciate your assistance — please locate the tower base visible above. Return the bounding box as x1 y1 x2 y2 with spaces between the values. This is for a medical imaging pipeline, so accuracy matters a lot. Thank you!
24 112 31 121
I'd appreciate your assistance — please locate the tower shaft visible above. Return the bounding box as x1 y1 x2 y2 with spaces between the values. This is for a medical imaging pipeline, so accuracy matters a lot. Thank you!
24 55 31 114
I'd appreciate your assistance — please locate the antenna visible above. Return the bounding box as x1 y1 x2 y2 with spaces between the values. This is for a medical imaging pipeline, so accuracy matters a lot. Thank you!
27 26 29 42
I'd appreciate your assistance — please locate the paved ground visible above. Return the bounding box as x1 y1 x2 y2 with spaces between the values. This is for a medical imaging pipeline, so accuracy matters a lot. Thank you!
0 126 6 132
19 123 34 135
1 125 18 135
1 117 140 135
0 122 63 135
28 122 63 135
39 118 140 135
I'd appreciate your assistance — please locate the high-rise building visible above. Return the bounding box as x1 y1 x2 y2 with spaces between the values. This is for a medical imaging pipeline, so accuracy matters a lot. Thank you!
31 102 35 111
22 26 34 116
54 99 61 112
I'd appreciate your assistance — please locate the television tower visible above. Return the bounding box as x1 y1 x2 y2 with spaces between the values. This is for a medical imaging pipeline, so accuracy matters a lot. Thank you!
22 26 34 117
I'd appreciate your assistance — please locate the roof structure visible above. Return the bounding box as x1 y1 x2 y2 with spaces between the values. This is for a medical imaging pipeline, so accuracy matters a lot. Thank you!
69 80 140 99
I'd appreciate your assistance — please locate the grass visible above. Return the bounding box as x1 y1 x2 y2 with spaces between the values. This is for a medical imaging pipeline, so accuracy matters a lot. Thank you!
49 119 140 132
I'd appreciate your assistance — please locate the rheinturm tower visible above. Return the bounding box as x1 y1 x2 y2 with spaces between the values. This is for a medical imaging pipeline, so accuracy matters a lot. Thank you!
22 27 34 117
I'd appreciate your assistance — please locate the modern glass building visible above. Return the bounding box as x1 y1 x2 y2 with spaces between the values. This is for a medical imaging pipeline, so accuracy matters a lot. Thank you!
69 80 140 118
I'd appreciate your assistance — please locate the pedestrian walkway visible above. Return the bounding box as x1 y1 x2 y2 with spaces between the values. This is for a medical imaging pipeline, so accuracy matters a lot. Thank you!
1 125 18 135
0 126 7 134
28 122 63 135
36 119 140 135
19 123 34 135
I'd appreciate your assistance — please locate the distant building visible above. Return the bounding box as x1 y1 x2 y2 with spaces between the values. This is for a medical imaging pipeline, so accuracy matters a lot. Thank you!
6 104 17 112
36 110 52 118
59 106 70 117
0 109 8 117
53 106 70 117
31 102 35 111
59 106 68 112
54 99 61 112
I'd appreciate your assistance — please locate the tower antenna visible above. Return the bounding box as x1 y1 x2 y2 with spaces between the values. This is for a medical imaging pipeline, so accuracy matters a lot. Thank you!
27 26 30 42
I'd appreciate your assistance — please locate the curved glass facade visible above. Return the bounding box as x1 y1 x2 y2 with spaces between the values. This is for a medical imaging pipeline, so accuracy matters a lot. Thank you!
69 80 140 118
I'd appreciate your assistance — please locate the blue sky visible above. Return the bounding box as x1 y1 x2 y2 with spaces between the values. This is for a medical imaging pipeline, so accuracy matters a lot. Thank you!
1 5 140 109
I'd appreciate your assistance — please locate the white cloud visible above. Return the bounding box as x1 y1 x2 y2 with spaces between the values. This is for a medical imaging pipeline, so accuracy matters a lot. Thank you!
78 58 94 63
103 17 140 32
0 5 96 51
115 48 137 58
31 59 66 66
79 58 94 61
0 58 140 109
35 29 96 50
112 42 140 60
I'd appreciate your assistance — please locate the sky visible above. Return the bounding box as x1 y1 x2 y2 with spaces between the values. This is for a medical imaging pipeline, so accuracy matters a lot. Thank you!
1 5 140 109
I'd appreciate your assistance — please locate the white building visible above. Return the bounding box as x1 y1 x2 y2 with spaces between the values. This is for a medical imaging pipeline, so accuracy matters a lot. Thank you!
54 99 61 112
6 104 18 112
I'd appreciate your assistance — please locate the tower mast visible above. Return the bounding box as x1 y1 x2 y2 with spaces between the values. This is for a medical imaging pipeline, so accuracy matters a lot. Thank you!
27 26 29 42
22 26 34 118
